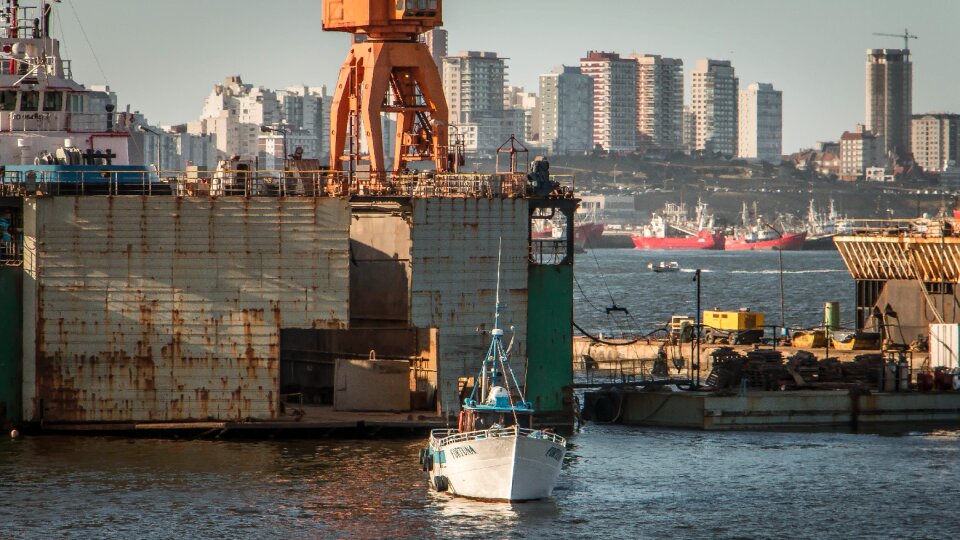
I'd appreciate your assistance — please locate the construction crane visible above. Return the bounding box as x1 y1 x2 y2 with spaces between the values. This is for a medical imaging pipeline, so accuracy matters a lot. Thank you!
872 28 918 51
323 1 450 178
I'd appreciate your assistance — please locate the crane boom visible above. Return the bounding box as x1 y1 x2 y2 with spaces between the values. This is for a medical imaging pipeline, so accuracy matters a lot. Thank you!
872 28 918 51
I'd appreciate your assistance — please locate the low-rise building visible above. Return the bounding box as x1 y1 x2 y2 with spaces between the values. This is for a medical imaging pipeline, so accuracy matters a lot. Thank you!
839 125 883 181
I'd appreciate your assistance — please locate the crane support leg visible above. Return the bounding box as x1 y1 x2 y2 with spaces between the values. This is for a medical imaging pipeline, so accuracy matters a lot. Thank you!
329 40 450 176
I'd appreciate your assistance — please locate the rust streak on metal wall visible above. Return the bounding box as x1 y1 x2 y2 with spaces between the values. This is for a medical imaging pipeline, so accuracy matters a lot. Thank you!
22 196 350 423
409 199 529 415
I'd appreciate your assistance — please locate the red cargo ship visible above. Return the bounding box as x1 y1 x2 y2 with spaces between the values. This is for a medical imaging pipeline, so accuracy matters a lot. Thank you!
726 231 807 251
632 201 725 250
632 230 726 250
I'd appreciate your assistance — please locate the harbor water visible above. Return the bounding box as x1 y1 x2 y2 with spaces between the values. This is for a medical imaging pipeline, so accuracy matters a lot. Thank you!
2 250 959 539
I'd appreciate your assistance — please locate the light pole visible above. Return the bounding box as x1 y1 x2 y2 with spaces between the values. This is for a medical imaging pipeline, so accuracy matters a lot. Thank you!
763 222 786 340
138 125 163 175
693 268 702 388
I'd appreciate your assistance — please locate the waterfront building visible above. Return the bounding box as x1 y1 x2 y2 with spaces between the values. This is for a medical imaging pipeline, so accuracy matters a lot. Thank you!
738 82 783 163
628 54 684 153
579 51 637 153
539 66 594 155
691 59 739 156
839 124 883 181
866 48 913 157
911 113 960 173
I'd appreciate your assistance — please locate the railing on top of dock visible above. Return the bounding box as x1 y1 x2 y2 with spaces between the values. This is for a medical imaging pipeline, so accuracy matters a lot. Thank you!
836 218 957 239
0 169 577 200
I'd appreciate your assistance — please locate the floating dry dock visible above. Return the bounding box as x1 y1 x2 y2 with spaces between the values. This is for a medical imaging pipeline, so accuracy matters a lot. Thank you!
582 389 960 430
0 169 579 434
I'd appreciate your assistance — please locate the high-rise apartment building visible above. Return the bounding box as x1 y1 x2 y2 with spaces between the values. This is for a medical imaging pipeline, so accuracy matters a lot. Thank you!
629 54 684 153
279 85 328 160
424 28 448 70
738 83 783 163
442 51 522 155
505 86 541 144
443 51 505 124
188 76 328 163
691 59 739 156
579 51 637 153
681 105 695 154
866 48 912 157
539 66 594 155
912 113 960 173
189 76 282 159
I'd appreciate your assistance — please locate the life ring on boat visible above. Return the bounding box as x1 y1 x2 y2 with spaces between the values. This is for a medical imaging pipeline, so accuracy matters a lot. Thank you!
434 475 449 492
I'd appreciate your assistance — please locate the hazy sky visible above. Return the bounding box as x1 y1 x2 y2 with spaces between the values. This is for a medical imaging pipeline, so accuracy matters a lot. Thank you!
52 0 959 153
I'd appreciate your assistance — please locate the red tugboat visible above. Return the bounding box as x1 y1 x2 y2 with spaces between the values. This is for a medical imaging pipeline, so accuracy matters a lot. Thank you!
632 201 725 250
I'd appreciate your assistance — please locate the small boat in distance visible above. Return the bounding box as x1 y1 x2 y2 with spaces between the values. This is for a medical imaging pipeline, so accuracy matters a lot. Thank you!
421 243 566 501
647 261 680 273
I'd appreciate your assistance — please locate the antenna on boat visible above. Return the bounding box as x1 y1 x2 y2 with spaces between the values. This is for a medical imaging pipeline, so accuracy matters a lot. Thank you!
494 237 502 332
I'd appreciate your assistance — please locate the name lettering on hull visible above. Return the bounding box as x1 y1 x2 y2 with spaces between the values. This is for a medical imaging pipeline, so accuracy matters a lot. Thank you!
450 446 478 459
546 447 563 461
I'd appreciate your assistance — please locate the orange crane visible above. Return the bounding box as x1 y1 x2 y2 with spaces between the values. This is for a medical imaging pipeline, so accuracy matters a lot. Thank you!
323 1 450 177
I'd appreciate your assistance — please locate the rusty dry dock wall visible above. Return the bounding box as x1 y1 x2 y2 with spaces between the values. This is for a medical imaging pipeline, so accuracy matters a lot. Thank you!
22 197 350 423
409 198 529 415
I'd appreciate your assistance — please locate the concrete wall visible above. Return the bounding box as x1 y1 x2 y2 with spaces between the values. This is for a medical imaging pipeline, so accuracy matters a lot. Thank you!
22 196 351 423
409 198 529 415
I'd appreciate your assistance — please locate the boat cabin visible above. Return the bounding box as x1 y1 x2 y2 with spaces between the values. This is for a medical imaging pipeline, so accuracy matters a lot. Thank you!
461 406 533 431
460 387 534 431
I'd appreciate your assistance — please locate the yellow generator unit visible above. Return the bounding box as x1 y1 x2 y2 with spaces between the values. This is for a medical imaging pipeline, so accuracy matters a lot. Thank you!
703 309 765 332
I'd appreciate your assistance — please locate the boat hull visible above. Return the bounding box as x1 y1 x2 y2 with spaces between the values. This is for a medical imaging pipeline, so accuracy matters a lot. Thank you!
725 232 807 251
429 431 565 501
631 231 725 251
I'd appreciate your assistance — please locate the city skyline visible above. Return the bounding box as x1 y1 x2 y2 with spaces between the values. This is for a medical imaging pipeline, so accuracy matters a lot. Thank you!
57 0 960 154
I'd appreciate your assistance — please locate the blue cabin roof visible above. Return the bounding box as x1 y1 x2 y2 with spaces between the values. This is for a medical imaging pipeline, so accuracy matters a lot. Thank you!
4 165 155 185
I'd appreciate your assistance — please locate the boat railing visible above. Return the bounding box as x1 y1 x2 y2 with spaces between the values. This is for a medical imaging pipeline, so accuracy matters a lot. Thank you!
430 426 566 447
0 169 577 201
0 111 134 133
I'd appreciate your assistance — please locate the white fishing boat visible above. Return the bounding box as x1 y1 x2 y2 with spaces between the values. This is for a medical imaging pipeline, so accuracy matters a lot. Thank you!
647 261 680 273
420 244 566 501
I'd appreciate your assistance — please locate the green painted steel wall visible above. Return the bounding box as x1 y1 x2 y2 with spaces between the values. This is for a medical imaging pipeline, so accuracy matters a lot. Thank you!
526 265 573 413
0 266 21 424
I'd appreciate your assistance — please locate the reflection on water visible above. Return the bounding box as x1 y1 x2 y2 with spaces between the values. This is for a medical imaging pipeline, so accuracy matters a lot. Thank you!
2 425 960 538
1 251 958 538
